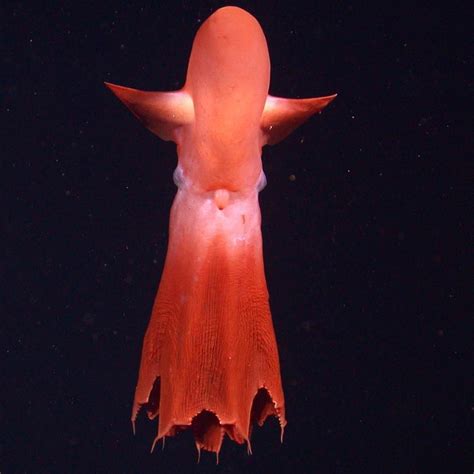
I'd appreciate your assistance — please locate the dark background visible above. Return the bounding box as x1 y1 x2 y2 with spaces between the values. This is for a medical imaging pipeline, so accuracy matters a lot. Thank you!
2 1 471 473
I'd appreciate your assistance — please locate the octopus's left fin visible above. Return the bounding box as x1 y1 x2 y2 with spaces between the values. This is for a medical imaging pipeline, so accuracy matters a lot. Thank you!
105 82 194 142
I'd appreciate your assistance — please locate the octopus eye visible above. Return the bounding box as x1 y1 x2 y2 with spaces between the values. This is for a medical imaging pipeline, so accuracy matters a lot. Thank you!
257 171 267 192
173 166 184 187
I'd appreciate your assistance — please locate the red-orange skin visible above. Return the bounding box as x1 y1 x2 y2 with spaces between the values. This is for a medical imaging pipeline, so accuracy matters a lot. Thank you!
106 6 335 457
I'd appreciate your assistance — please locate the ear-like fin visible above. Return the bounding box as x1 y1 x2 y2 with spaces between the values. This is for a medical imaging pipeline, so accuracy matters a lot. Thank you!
261 94 337 145
105 82 194 142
